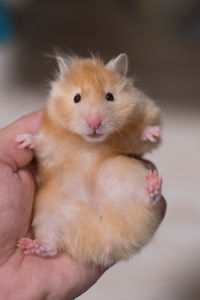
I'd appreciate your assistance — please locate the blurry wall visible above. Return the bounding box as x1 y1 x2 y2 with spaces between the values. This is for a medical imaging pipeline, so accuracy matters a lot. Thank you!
1 0 199 111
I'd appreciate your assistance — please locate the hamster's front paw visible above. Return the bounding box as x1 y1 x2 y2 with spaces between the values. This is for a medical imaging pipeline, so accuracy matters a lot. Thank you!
146 170 162 205
141 126 161 143
17 238 57 256
16 134 35 149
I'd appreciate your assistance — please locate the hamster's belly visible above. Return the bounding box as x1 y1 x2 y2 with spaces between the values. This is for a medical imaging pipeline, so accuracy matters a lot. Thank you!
95 155 149 208
60 155 149 206
34 156 157 265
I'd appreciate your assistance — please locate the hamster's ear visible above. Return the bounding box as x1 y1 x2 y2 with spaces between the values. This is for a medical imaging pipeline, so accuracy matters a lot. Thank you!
56 55 69 79
106 53 128 77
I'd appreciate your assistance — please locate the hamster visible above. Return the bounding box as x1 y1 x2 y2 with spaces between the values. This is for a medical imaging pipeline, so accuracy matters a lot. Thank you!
16 53 165 266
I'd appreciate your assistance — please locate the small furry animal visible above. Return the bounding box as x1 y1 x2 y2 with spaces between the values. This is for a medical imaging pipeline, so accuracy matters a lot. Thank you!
16 53 164 266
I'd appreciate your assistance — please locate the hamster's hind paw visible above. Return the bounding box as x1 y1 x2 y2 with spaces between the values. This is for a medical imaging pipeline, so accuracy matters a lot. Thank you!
15 134 34 149
17 238 57 257
142 126 161 143
146 170 162 205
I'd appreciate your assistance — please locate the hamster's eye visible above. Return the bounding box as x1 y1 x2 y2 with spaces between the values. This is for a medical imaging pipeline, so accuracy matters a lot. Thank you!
106 92 114 101
74 93 81 103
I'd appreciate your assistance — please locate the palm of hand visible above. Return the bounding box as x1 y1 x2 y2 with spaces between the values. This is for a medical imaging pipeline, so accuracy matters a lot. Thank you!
0 112 103 299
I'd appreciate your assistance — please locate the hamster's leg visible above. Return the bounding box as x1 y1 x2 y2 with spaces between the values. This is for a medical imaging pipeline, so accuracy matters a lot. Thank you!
141 126 161 143
146 170 162 205
15 134 35 149
17 238 57 256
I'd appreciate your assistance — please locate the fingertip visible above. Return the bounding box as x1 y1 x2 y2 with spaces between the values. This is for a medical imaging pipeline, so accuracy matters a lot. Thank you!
0 110 43 169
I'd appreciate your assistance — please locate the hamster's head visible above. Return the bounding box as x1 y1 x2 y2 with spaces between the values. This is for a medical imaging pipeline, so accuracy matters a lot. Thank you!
48 53 138 143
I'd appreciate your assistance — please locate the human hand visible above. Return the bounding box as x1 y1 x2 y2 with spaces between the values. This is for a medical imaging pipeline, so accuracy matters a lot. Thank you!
0 111 104 300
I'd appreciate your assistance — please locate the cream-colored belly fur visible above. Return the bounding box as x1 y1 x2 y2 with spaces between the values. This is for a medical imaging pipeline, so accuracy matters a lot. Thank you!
33 155 161 266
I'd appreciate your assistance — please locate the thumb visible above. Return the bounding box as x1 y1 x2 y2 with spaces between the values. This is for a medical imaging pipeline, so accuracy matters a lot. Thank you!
0 111 43 170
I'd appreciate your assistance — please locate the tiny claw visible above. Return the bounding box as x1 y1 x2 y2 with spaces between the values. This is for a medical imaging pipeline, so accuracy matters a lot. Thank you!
142 126 161 143
17 238 57 257
148 135 156 143
15 134 34 150
145 170 163 205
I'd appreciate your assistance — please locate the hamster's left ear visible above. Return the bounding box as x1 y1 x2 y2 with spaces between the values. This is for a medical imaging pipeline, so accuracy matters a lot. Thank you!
106 53 128 77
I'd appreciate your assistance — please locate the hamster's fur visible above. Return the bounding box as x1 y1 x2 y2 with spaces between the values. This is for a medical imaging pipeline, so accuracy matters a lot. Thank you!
17 54 165 266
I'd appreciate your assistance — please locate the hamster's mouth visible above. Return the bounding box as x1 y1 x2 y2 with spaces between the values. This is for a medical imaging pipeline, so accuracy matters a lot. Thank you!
85 129 105 141
87 132 103 138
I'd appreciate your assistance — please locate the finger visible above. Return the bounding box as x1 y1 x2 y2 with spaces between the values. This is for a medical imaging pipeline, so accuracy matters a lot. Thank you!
136 158 157 172
0 164 34 263
0 110 43 170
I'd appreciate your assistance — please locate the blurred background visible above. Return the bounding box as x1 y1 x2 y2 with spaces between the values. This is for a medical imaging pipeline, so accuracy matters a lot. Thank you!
0 0 200 299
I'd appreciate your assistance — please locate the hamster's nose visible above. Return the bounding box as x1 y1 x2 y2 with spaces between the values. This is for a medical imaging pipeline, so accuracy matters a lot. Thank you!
86 116 102 129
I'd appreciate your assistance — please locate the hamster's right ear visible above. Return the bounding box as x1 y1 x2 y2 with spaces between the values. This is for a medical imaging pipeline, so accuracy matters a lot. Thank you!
56 55 69 79
106 53 128 77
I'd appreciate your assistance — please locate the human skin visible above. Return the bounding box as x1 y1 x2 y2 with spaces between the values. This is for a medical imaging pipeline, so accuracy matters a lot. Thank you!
0 111 166 299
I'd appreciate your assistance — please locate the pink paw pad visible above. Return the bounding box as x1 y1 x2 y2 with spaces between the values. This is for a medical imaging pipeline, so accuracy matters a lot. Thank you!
142 126 161 143
16 134 34 149
146 171 162 205
17 238 56 257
